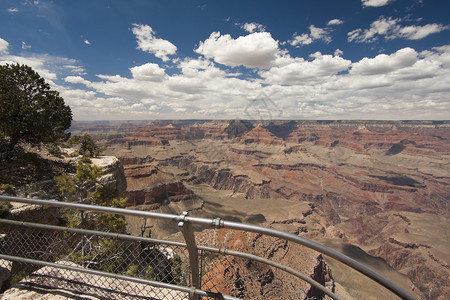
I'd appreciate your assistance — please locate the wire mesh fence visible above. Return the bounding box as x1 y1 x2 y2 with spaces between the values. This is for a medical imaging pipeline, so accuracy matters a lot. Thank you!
0 222 191 299
0 218 315 299
0 196 416 300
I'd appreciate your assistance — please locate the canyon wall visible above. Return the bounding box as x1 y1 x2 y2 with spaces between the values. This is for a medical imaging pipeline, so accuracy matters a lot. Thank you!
71 120 449 299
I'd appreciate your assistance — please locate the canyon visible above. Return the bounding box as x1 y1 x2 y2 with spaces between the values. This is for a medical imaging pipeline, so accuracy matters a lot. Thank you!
70 119 450 299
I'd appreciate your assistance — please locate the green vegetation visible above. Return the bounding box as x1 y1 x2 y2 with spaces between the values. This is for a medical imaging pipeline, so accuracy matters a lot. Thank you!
0 184 14 195
126 264 139 277
0 184 13 217
0 64 72 159
68 133 107 158
9 270 27 286
144 265 155 280
55 153 127 231
0 200 11 217
55 139 130 272
171 254 183 285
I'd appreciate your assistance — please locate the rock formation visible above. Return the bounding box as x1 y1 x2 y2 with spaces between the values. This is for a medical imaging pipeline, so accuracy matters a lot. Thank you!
67 119 449 299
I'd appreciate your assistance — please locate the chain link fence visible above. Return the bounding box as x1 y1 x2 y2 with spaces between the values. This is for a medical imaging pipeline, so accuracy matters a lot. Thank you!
0 196 415 300
0 222 191 299
0 214 319 299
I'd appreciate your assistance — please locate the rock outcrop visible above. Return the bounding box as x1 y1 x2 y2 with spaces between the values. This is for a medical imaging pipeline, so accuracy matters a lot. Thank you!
196 228 335 299
92 156 127 199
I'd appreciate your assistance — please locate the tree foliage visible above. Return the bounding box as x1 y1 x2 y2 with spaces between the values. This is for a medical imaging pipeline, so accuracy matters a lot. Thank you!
68 133 107 158
55 154 129 272
55 156 127 232
0 200 11 217
0 63 72 156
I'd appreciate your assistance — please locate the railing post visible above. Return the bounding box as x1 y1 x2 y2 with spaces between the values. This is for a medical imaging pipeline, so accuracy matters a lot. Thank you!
178 212 200 300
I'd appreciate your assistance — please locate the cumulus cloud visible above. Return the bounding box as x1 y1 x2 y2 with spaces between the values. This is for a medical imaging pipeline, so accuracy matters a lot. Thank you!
195 32 280 68
0 38 9 54
84 39 91 45
350 47 418 75
241 22 266 33
361 0 391 7
348 17 449 42
288 33 312 46
130 63 166 82
54 43 450 120
3 26 449 120
327 19 343 26
289 25 332 47
7 8 19 13
260 53 351 85
177 57 227 78
132 24 177 61
334 49 344 56
65 75 91 85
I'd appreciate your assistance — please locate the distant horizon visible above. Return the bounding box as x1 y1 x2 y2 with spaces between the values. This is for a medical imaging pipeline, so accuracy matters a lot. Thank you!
71 119 450 123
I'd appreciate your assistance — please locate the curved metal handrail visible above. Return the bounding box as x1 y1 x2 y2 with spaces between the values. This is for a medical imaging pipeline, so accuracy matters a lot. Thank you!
0 195 416 299
0 218 339 299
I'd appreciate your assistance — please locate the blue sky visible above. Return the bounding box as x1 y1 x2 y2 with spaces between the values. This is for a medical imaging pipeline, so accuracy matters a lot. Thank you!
1 0 449 120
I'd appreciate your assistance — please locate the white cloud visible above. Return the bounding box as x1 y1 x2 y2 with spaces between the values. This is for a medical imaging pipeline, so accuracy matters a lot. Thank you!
260 53 351 85
21 41 31 50
289 33 312 46
347 29 362 42
241 22 266 33
348 17 449 42
327 19 343 26
130 63 166 82
334 49 343 56
348 17 397 42
289 25 332 47
310 25 332 42
350 47 418 75
0 52 85 86
177 57 227 78
55 43 450 120
84 39 91 45
395 23 450 40
7 8 19 13
195 32 280 68
65 76 91 85
132 24 177 61
2 26 449 120
0 38 9 54
0 55 57 82
361 0 391 7
178 57 213 71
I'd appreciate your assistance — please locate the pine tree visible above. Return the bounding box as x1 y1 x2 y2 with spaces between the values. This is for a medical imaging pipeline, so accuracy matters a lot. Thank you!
0 64 72 158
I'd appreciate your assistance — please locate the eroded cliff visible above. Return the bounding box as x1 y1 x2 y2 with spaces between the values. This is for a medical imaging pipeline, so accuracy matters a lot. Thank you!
70 119 449 299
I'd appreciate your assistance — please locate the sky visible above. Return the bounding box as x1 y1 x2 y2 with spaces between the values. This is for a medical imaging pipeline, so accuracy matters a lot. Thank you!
1 0 450 121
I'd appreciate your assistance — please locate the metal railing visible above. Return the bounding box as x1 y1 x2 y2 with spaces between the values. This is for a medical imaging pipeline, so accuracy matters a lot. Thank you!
0 195 415 299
